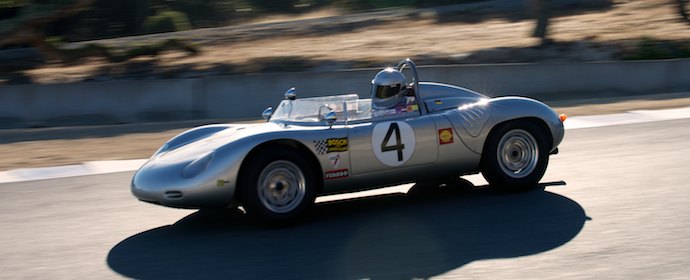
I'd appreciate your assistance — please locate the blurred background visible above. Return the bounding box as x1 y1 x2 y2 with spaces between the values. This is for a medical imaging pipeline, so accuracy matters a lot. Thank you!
0 0 690 169
1 0 689 84
2 2 690 279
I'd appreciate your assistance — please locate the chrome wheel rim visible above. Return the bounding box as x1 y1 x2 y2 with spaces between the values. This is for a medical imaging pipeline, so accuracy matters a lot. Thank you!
257 160 306 214
497 129 539 179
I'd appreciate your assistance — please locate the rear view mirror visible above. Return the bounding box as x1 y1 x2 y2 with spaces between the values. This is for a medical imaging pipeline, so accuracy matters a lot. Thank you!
284 87 297 100
261 106 273 121
324 111 337 128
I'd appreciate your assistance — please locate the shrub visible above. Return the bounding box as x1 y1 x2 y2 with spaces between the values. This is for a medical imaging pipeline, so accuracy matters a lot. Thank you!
624 37 690 60
142 10 192 34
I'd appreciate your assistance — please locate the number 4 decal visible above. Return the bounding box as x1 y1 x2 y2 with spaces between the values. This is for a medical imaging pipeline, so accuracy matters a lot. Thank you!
381 123 405 161
372 121 416 167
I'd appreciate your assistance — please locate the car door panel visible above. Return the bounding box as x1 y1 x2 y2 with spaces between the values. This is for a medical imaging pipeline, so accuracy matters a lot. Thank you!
349 115 438 175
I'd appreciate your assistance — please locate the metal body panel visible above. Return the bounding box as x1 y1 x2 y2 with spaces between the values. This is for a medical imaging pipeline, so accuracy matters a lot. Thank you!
131 64 565 210
132 122 348 208
444 97 564 154
418 82 487 113
348 115 439 175
432 114 482 176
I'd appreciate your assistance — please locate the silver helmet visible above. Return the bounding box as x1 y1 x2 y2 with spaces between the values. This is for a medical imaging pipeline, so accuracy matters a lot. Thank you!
371 67 406 110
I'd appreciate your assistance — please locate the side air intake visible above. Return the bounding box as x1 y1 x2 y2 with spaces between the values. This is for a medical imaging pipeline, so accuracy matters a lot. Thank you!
164 191 183 199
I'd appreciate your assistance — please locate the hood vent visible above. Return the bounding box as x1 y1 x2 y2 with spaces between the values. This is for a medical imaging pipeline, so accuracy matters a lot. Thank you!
164 191 184 199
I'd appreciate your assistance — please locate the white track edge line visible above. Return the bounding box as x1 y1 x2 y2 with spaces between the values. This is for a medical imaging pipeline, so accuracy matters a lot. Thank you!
2 106 690 184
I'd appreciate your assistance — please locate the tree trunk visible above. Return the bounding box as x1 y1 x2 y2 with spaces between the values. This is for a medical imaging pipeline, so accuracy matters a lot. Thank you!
679 0 690 24
530 0 551 45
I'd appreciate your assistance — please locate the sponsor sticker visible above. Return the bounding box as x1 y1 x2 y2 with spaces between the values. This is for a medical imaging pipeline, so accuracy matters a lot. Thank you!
325 169 349 180
326 138 348 153
314 137 348 154
216 180 230 187
438 128 454 145
373 108 397 117
329 153 342 169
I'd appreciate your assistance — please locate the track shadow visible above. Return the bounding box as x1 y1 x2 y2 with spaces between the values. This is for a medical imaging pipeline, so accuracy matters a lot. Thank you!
107 180 586 279
432 0 613 24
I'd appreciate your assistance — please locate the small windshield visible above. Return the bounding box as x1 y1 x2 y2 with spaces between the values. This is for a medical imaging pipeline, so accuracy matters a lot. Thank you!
271 94 372 124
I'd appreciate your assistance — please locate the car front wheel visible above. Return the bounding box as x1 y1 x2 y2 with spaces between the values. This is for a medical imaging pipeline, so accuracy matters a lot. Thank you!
481 120 550 192
240 147 317 225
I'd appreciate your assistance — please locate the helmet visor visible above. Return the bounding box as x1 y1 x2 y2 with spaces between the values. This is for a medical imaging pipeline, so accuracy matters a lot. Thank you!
373 84 402 100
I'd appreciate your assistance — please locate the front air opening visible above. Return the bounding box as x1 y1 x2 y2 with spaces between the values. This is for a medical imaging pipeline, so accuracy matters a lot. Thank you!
164 191 184 199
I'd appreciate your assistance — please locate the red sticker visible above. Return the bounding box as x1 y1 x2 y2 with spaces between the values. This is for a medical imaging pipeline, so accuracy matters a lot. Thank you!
325 169 349 180
438 128 454 145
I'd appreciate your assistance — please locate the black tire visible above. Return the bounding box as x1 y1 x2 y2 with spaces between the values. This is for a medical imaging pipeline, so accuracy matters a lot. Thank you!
240 147 318 225
481 120 550 192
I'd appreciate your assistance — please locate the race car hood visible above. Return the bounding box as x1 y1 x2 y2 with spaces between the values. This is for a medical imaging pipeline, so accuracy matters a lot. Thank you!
132 122 280 208
154 122 278 164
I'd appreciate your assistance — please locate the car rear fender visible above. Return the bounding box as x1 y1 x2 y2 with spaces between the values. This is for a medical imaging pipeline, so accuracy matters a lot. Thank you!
446 97 563 154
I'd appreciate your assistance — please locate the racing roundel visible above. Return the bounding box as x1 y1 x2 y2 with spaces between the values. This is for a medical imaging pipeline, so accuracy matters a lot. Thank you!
372 121 416 167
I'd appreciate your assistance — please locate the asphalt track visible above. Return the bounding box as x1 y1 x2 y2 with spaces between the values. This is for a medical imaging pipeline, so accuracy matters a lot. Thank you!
2 118 690 279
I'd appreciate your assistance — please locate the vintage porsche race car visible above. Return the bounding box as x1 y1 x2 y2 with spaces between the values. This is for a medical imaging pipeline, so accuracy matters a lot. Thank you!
131 59 565 224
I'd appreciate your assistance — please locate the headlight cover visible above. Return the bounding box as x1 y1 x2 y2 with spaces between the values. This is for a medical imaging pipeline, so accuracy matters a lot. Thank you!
182 152 214 178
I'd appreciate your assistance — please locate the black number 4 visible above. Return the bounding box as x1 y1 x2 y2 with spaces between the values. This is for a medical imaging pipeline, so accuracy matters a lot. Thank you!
381 123 405 161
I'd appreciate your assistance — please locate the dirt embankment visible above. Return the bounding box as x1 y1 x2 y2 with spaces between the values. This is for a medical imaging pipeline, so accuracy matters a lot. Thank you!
2 0 689 84
1 0 689 170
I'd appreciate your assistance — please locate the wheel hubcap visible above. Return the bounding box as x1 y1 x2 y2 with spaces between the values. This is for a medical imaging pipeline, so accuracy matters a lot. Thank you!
257 160 306 214
497 129 539 179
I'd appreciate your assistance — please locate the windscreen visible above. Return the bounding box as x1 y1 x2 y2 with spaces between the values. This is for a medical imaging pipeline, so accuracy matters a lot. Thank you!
270 94 371 123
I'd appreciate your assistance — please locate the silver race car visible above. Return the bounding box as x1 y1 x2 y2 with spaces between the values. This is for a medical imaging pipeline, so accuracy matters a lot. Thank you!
132 59 565 224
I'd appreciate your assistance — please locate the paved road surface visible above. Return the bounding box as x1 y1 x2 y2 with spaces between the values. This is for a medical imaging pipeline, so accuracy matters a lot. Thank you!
1 119 689 279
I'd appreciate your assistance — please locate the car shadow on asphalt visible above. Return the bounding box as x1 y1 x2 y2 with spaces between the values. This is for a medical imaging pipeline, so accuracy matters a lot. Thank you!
107 180 586 279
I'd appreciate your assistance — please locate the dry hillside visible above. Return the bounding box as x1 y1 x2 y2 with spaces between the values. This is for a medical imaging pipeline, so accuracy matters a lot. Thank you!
2 0 689 84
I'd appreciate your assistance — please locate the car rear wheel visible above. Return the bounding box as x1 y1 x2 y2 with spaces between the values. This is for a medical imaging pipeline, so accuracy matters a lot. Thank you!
240 147 317 225
481 120 550 192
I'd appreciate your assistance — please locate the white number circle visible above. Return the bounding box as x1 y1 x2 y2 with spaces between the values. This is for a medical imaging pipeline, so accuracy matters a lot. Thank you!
372 121 416 167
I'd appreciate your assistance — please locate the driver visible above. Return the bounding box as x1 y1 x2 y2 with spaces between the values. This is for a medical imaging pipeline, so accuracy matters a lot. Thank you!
371 68 419 117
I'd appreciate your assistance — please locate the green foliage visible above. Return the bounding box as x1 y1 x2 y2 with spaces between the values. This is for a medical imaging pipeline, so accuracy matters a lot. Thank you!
250 0 298 12
114 38 198 62
624 37 690 60
43 37 198 63
330 0 481 11
0 0 25 8
331 0 412 11
45 36 63 45
169 0 258 27
2 0 496 41
143 10 191 34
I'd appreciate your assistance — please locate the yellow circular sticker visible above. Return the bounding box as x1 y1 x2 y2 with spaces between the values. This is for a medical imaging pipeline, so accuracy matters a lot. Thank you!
438 128 454 145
